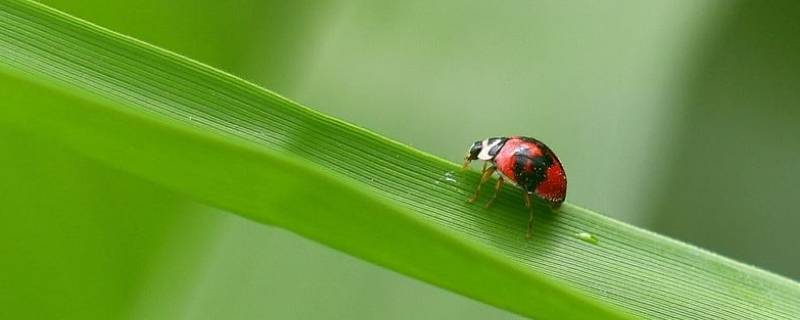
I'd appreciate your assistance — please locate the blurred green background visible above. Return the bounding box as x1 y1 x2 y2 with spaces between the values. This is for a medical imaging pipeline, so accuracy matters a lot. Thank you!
2 0 799 319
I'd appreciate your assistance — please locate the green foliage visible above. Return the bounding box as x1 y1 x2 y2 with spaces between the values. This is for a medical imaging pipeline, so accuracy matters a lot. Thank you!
1 1 799 319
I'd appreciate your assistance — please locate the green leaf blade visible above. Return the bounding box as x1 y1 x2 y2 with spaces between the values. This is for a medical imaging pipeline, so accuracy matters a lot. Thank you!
1 1 798 319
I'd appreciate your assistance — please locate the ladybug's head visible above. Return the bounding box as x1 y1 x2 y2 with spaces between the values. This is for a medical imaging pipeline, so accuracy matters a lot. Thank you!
462 137 508 168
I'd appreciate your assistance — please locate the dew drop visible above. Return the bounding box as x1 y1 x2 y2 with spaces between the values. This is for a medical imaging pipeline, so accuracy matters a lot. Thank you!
443 171 457 183
575 232 599 245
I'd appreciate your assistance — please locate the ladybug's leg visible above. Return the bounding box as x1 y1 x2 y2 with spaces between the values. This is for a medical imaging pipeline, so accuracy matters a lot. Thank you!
467 162 496 203
523 192 533 239
484 176 504 208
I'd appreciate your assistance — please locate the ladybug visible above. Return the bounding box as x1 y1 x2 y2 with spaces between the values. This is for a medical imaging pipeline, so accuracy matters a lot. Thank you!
462 136 567 238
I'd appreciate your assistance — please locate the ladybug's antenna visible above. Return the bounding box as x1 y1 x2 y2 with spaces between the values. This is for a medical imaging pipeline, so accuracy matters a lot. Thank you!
462 156 472 170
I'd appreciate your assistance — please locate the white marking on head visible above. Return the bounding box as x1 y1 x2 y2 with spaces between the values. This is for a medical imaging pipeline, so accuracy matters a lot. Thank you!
477 139 501 160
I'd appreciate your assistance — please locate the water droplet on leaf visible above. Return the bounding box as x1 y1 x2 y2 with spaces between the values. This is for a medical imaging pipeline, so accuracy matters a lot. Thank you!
443 171 457 183
575 232 599 245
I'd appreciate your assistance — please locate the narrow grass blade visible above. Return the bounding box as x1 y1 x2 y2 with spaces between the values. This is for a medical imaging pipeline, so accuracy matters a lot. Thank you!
1 1 798 319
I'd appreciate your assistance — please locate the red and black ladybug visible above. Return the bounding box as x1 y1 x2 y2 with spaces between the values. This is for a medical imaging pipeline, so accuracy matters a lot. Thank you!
462 136 567 238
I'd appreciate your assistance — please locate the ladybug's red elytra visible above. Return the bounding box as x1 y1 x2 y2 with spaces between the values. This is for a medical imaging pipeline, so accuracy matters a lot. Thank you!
462 136 567 238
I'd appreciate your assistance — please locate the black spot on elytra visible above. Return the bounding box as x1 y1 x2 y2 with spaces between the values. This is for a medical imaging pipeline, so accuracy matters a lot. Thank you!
512 151 552 192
